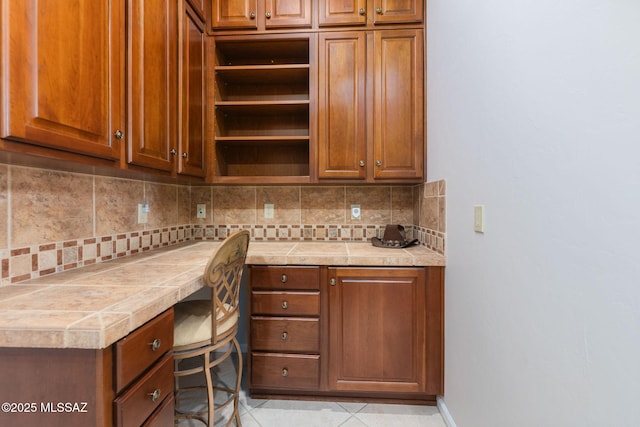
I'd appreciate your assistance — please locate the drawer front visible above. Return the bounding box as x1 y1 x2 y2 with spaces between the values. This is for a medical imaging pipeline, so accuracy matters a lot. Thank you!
251 266 320 290
114 352 174 427
251 353 320 390
115 308 174 393
141 393 174 427
252 291 319 316
251 317 319 352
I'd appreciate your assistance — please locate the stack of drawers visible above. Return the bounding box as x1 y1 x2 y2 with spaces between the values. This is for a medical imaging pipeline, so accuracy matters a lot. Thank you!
249 266 321 392
113 308 175 427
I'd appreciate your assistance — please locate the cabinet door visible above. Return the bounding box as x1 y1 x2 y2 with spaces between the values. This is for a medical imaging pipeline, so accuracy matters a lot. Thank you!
373 29 423 180
318 32 367 179
327 267 426 393
178 2 207 177
127 0 178 172
212 0 258 29
373 0 423 24
318 0 367 26
1 0 124 160
265 0 311 28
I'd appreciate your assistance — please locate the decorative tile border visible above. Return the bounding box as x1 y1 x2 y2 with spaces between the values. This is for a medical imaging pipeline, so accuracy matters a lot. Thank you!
1 226 193 286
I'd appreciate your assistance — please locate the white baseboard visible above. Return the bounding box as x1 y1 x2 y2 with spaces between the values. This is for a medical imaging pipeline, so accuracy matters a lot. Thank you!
437 396 458 427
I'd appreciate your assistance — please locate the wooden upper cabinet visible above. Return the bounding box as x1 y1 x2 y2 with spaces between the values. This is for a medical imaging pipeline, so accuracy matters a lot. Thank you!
318 0 367 26
212 0 258 29
127 0 179 173
265 0 311 28
212 0 310 30
319 0 423 26
372 0 423 24
186 0 207 20
373 29 423 180
318 32 367 179
0 0 124 160
178 2 207 177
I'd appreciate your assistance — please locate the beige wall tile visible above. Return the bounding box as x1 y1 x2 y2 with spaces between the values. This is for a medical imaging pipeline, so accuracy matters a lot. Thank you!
257 186 300 225
11 167 93 247
213 186 256 225
95 177 144 236
177 185 191 224
391 186 414 225
301 187 345 224
145 182 178 228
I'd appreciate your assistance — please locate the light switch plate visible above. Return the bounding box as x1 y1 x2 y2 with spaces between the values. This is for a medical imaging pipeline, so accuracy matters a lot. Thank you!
137 203 148 224
196 204 206 219
351 204 361 220
264 203 274 219
474 205 485 233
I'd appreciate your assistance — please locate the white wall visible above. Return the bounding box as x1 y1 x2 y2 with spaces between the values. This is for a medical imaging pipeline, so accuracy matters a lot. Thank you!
427 1 640 426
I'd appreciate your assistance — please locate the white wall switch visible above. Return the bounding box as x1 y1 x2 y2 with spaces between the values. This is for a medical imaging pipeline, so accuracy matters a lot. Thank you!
196 204 206 219
351 204 361 220
264 203 274 219
474 205 485 233
138 203 148 224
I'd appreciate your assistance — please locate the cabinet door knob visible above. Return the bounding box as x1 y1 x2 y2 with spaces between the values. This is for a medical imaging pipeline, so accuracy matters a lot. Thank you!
249 11 256 19
329 278 336 286
281 368 288 377
376 160 382 166
170 149 177 155
149 338 162 352
376 7 383 14
281 300 288 309
359 160 365 167
114 129 124 139
280 274 288 283
359 8 366 15
182 152 188 158
281 331 288 340
265 11 272 19
148 389 161 402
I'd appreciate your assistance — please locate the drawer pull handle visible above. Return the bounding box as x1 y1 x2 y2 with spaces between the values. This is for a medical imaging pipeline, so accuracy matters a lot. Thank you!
281 301 288 309
149 389 161 403
280 274 288 283
150 338 162 352
281 368 288 377
281 331 288 340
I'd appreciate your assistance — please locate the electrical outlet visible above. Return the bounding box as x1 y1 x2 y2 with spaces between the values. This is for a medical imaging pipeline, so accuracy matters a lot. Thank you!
474 205 485 233
137 203 148 224
264 203 274 219
351 204 361 220
196 204 206 219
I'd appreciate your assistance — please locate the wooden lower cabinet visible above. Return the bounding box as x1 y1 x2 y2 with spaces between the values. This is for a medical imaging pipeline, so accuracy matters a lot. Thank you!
248 265 444 403
0 308 175 427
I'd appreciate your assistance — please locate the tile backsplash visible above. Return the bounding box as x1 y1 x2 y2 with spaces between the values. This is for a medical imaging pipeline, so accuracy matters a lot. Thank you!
0 164 445 285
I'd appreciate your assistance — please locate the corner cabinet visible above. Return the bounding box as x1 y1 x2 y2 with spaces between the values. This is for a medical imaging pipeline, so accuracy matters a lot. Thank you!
248 265 444 403
211 34 316 184
0 0 124 161
318 29 424 182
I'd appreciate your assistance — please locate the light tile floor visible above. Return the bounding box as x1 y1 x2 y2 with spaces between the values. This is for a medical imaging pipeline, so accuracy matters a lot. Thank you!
176 353 446 427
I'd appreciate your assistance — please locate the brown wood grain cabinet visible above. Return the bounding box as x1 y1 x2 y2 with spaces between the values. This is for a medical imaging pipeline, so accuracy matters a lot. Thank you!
179 1 208 178
318 0 423 27
0 0 125 161
126 0 179 173
212 0 311 31
249 265 443 403
318 29 424 182
0 308 174 427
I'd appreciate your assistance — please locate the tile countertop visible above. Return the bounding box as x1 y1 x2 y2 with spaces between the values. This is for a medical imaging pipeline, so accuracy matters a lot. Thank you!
0 241 445 350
